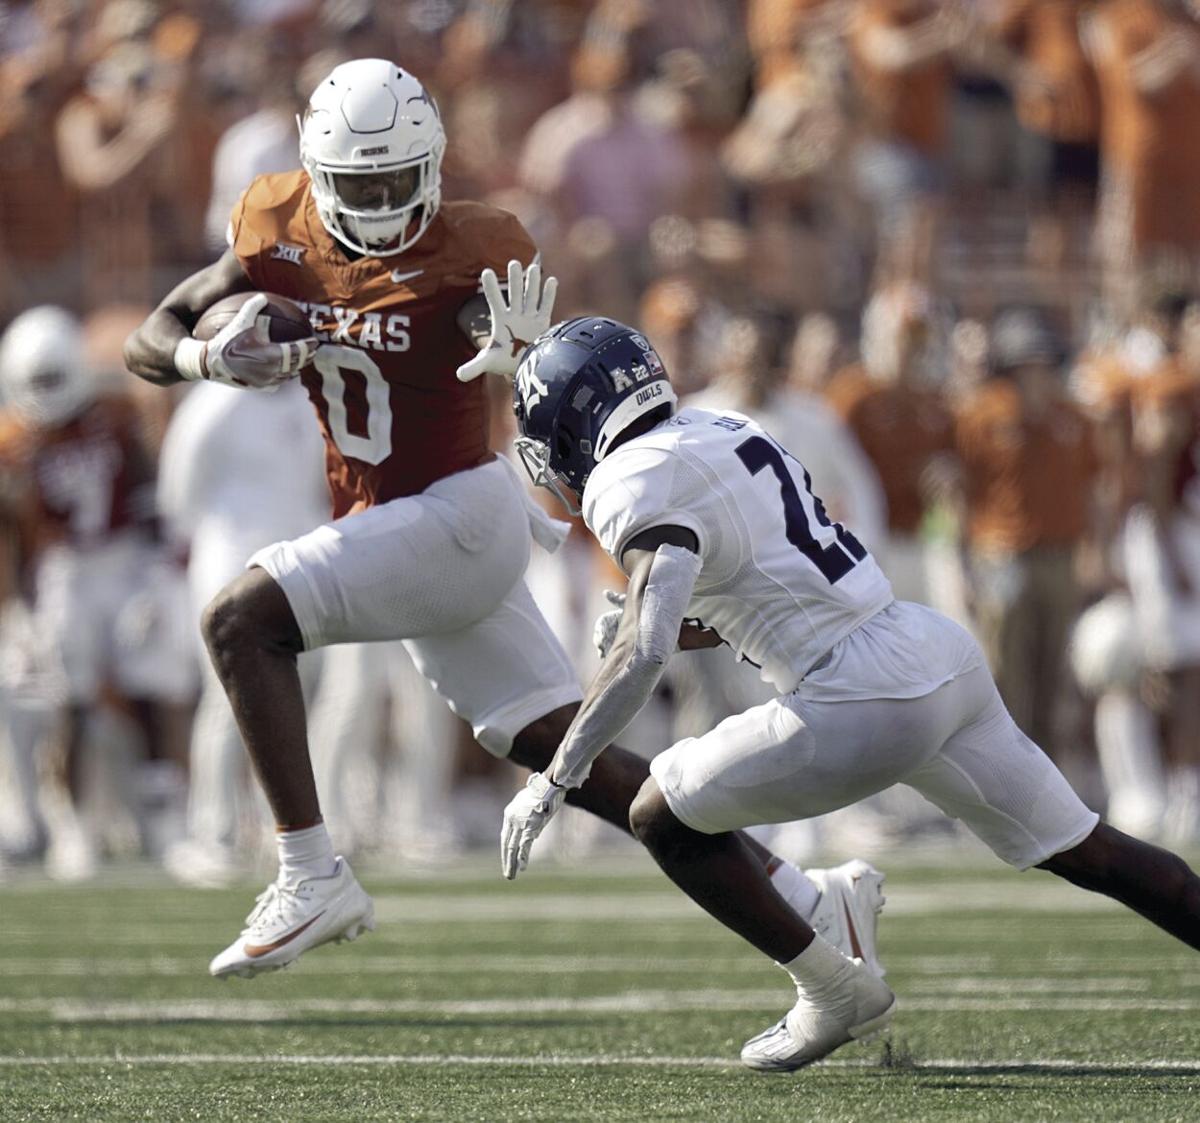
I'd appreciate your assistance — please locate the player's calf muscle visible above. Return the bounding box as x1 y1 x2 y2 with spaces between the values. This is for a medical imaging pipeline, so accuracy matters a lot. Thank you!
1039 824 1200 949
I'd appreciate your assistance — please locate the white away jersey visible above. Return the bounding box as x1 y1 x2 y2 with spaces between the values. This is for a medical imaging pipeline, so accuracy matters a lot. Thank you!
583 408 896 692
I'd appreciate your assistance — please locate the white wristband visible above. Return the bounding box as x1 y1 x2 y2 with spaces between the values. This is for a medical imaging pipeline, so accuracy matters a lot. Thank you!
173 336 208 381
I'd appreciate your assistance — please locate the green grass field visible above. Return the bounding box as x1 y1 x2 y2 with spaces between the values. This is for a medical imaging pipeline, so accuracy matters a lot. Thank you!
1 851 1198 1122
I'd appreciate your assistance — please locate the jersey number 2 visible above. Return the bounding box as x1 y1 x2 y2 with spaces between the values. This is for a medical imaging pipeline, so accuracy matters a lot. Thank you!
735 435 866 584
311 345 393 465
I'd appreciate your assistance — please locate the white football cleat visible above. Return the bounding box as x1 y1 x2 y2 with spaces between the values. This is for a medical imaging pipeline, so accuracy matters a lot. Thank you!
209 857 374 979
806 859 886 977
740 956 896 1073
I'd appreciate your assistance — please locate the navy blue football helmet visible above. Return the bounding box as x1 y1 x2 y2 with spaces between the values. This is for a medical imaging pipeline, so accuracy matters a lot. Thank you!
513 317 677 513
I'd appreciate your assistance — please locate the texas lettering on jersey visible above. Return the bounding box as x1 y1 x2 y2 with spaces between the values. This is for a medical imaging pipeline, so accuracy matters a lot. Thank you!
229 170 536 516
292 303 411 353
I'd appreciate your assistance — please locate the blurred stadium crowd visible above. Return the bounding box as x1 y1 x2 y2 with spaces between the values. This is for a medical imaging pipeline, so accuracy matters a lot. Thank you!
1 0 1200 882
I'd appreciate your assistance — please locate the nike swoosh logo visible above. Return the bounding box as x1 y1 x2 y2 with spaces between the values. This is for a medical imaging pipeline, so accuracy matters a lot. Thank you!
842 900 865 961
243 912 325 957
391 268 424 283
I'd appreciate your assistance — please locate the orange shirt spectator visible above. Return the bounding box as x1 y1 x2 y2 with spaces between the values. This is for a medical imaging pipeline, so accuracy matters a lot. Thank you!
748 0 840 89
826 362 955 533
956 377 1097 554
995 0 1100 143
0 54 80 313
849 0 955 155
1085 0 1200 259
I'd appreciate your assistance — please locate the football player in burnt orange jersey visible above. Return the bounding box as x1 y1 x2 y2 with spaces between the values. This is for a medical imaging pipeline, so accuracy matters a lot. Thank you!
123 60 876 1001
1 307 194 878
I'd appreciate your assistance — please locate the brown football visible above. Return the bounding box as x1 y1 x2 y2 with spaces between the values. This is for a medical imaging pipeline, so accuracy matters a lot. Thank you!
192 292 312 342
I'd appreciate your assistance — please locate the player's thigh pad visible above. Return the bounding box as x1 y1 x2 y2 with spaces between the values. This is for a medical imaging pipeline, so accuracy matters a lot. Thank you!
32 542 128 702
248 458 534 649
404 577 582 757
649 680 979 835
904 666 1099 869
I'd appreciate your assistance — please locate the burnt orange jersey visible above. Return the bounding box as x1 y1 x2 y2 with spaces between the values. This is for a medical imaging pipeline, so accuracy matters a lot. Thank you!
0 395 154 552
955 380 1097 553
825 364 955 534
229 170 537 517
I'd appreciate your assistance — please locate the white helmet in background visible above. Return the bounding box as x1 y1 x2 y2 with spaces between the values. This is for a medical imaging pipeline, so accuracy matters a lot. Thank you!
1070 593 1143 694
298 58 446 257
0 306 94 428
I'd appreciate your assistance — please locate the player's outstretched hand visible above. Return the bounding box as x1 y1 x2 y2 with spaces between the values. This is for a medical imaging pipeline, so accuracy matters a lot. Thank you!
456 259 558 382
592 589 626 659
500 772 566 879
204 293 319 390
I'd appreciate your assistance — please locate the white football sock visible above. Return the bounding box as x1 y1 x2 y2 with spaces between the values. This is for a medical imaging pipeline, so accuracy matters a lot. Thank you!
276 822 337 885
768 858 821 921
780 933 853 995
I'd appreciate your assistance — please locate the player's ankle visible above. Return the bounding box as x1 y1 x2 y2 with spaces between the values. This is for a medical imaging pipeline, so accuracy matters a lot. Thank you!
779 933 853 994
276 822 338 884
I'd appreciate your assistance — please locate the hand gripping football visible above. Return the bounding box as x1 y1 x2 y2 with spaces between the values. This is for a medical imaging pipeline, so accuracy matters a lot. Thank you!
193 292 313 343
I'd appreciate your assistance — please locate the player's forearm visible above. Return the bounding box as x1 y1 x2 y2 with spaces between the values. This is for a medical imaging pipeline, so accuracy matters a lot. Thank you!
123 308 191 386
547 642 667 790
549 544 699 788
125 251 256 386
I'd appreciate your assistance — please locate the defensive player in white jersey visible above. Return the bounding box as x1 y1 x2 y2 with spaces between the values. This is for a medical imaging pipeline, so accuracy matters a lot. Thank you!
501 314 1200 1072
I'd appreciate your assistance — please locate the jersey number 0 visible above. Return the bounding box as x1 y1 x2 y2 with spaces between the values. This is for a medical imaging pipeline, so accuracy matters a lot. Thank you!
311 345 393 465
736 435 866 584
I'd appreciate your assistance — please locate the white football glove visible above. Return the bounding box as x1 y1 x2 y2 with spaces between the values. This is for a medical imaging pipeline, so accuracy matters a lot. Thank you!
500 772 567 880
200 294 319 390
592 589 627 660
456 259 558 383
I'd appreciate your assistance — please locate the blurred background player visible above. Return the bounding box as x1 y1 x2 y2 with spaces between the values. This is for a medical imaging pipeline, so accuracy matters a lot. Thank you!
826 280 953 606
1121 292 1200 844
952 305 1099 784
0 305 194 879
155 376 327 885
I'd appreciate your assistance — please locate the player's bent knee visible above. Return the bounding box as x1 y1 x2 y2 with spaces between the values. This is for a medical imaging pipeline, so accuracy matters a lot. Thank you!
628 777 685 852
201 568 303 664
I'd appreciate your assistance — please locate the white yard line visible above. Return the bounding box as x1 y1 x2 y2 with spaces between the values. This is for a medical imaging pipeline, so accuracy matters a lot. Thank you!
4 882 1128 933
0 955 773 977
0 956 1177 991
0 1053 1198 1072
0 992 1196 1020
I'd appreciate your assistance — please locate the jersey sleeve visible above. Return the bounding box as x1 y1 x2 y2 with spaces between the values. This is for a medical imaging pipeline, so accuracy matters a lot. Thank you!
228 182 267 290
227 171 307 291
583 447 711 570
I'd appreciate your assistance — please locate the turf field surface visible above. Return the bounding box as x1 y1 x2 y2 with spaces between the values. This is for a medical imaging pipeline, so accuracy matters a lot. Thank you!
1 852 1198 1121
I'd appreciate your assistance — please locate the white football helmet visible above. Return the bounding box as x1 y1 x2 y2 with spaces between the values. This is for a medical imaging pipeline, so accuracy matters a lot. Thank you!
298 58 446 257
0 306 94 428
1070 593 1144 694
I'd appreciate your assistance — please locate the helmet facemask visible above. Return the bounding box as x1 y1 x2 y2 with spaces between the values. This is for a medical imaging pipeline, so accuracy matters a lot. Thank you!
513 320 678 516
302 137 445 257
0 305 93 429
514 435 584 517
11 364 93 428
